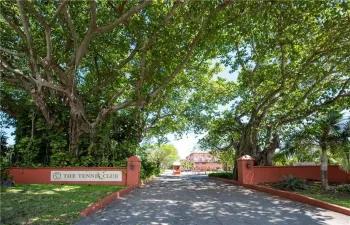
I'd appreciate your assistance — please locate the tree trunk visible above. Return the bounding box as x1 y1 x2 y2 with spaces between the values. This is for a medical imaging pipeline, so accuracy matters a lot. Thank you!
320 145 329 190
258 150 275 166
257 133 279 166
232 147 239 180
69 96 91 158
232 159 238 180
238 124 260 158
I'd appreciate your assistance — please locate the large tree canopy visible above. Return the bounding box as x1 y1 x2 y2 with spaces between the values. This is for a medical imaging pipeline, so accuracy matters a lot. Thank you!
1 0 251 161
199 1 350 177
1 1 349 171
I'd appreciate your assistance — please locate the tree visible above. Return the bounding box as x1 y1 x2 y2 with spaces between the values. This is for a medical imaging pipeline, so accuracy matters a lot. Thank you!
1 0 253 157
215 148 235 171
0 131 8 156
148 144 179 169
199 1 350 178
180 160 193 171
278 111 349 190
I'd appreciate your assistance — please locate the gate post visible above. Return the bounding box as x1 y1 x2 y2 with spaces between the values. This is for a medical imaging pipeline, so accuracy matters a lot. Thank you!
237 155 255 184
127 156 142 186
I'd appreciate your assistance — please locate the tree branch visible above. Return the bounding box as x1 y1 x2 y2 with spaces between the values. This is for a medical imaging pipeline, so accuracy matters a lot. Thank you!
0 47 26 57
235 41 248 73
0 56 33 83
85 44 139 95
16 0 40 77
92 99 137 128
50 61 68 84
1 75 31 88
107 86 130 106
1 57 68 94
0 11 26 40
293 66 337 110
72 1 98 70
165 0 181 24
277 79 350 126
215 139 235 151
96 0 151 33
23 0 53 63
0 105 17 118
89 0 97 30
137 50 146 103
62 3 78 65
50 0 70 24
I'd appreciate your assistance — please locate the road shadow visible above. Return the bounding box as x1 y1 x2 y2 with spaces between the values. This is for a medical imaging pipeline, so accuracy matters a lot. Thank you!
75 173 349 225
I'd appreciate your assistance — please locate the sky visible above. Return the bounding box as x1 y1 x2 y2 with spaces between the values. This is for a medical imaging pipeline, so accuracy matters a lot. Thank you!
3 126 15 146
2 61 237 159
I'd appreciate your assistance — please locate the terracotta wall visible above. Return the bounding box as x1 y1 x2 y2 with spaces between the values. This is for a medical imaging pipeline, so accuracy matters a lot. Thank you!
9 156 142 186
237 155 350 184
9 167 127 185
253 165 349 184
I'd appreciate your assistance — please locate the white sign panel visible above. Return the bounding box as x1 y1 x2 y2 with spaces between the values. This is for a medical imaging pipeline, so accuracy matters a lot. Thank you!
50 171 122 182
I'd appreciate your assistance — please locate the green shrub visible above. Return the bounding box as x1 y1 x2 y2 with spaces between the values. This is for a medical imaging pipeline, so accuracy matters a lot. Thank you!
140 159 161 180
278 174 307 191
0 155 12 182
208 172 233 179
336 184 350 193
49 151 77 167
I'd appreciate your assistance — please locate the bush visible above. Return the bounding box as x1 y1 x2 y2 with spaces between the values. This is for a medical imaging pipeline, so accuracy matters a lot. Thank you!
208 172 233 179
1 155 13 182
336 184 350 193
278 174 307 191
140 159 161 180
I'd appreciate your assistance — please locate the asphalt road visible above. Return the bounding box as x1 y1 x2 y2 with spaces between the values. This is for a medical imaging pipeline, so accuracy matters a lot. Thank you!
76 171 350 225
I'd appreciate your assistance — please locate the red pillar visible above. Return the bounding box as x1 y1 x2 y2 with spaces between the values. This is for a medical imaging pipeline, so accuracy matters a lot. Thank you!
237 155 255 184
127 156 142 186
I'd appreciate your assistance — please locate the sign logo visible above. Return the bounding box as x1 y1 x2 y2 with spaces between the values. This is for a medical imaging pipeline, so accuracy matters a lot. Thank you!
52 172 61 180
50 171 122 182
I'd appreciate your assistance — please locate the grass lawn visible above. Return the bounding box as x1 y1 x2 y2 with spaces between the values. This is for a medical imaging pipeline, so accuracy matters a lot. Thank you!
0 184 124 225
259 181 350 209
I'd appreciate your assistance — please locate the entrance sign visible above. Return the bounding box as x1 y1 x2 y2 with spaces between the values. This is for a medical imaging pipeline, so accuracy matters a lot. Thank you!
9 156 141 185
50 171 122 182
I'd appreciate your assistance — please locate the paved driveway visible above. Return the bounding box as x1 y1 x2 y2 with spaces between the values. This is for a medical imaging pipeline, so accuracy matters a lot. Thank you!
76 171 350 225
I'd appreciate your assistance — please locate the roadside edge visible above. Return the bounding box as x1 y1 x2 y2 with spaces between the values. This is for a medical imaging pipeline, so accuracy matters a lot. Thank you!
209 177 350 216
79 185 137 217
79 175 158 217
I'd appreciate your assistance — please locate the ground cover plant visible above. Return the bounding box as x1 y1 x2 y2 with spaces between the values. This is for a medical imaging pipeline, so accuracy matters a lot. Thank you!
278 175 308 191
0 184 124 225
259 181 350 208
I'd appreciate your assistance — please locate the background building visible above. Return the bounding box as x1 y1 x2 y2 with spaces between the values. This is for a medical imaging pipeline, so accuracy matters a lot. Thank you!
184 152 222 171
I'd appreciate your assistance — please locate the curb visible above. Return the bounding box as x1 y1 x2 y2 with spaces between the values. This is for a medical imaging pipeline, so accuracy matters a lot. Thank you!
79 175 158 217
79 185 137 217
209 177 350 216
